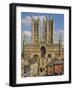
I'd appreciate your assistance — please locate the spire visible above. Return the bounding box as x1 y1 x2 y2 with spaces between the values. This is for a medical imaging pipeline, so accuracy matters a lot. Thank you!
46 16 48 20
31 16 34 20
37 16 40 23
59 33 61 56
50 16 53 20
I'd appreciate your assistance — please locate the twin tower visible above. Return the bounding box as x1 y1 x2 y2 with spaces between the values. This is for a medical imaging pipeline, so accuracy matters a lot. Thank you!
32 17 54 44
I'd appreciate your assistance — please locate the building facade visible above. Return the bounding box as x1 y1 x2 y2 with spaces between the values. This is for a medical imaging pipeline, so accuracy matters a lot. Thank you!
23 17 64 58
22 17 64 77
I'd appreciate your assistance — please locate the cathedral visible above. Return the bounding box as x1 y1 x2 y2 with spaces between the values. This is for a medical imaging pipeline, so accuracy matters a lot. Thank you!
21 16 64 77
23 17 64 58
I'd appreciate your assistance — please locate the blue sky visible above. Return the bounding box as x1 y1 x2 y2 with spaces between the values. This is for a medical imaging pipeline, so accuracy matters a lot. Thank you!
21 12 64 44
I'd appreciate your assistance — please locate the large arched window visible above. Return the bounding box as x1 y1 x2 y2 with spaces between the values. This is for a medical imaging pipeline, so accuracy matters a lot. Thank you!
40 46 46 57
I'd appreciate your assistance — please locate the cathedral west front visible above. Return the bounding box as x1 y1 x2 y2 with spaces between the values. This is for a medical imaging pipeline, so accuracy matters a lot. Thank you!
21 16 64 77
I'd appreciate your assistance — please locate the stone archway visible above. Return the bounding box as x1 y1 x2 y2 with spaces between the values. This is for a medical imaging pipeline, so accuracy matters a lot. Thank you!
40 46 46 57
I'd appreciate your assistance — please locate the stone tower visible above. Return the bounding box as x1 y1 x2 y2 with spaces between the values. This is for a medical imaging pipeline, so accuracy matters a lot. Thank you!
47 17 53 44
43 17 47 43
43 16 53 44
32 17 40 44
32 16 53 44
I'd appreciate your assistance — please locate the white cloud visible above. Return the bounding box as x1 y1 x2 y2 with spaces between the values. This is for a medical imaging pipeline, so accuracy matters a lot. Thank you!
22 31 31 43
21 31 32 52
32 16 46 21
23 31 31 37
40 16 46 20
32 16 39 20
21 31 31 45
21 16 31 25
53 30 64 44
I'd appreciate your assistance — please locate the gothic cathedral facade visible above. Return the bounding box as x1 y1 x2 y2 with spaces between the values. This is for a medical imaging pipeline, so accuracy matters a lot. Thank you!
23 17 64 58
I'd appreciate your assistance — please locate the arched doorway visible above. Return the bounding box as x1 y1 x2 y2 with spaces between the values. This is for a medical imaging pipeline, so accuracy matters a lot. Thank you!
40 46 46 57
